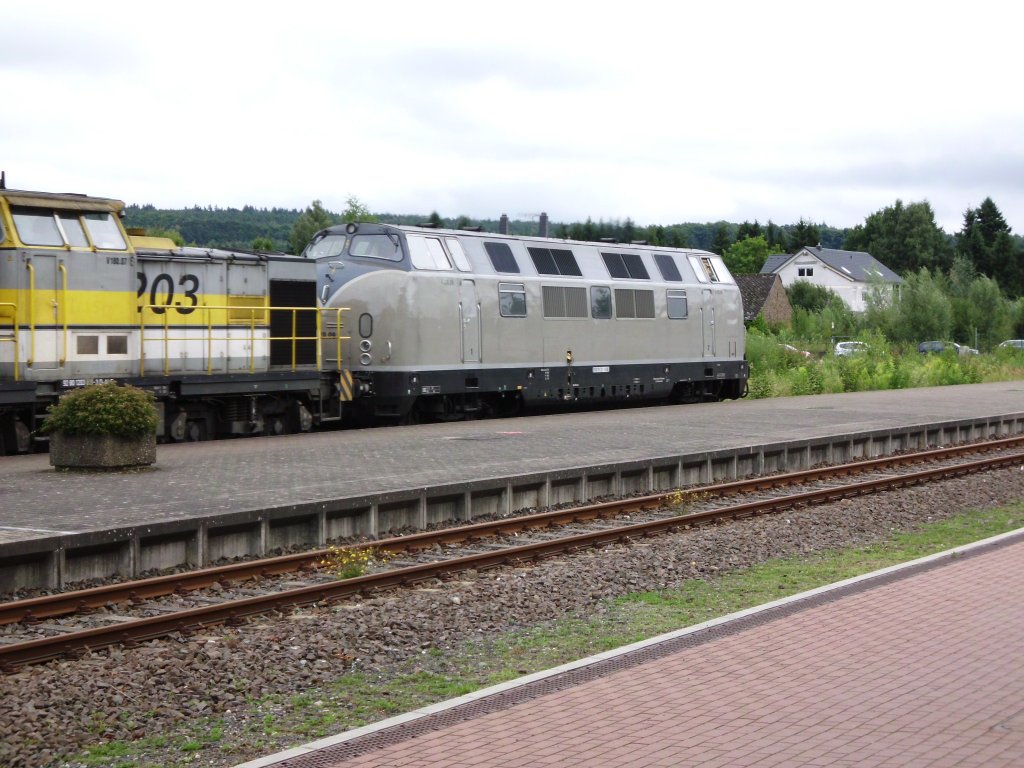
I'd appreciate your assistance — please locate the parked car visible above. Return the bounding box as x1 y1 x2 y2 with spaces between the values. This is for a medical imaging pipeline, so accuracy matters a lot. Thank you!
780 343 813 359
917 341 978 356
834 341 868 356
997 339 1024 350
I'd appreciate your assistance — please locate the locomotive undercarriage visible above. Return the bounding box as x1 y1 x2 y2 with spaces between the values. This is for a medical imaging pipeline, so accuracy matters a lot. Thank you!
0 372 342 454
356 360 749 425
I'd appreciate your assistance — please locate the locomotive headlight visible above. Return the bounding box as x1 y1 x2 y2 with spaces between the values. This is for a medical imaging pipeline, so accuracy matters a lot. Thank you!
359 339 372 352
360 352 372 366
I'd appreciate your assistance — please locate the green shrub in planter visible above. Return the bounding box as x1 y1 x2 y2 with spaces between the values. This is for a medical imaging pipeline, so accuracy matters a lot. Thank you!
42 382 159 469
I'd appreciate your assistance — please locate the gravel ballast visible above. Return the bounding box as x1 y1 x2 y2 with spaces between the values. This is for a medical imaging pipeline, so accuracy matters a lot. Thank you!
3 466 1023 768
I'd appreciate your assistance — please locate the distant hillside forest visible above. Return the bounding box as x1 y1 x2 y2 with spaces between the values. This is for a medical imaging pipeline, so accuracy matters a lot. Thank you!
122 203 848 256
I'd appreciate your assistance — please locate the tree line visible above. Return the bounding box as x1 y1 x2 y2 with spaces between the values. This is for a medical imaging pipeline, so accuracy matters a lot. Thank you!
124 195 1023 301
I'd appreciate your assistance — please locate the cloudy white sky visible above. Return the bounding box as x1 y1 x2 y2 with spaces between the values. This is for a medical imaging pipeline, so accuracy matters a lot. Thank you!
4 1 1022 234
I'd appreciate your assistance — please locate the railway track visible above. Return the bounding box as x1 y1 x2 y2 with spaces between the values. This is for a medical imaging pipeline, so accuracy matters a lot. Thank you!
2 435 1023 671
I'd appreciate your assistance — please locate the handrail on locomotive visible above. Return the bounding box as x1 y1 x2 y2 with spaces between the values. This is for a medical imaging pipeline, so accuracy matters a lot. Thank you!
136 304 349 376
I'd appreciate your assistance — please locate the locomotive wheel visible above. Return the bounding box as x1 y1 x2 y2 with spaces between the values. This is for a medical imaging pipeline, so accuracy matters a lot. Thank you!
186 421 208 442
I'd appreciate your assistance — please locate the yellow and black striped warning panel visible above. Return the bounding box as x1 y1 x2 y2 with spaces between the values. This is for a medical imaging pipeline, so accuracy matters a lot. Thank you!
338 369 354 401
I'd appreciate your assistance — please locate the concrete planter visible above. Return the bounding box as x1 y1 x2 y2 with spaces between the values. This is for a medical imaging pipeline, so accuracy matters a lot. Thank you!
49 432 157 470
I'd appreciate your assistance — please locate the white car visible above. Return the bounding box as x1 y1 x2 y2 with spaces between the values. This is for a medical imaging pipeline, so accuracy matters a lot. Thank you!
834 341 868 356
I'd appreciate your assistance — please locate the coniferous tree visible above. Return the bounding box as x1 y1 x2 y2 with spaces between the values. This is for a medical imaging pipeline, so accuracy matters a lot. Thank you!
735 220 763 241
787 218 821 252
956 198 1021 296
711 222 731 255
764 220 787 252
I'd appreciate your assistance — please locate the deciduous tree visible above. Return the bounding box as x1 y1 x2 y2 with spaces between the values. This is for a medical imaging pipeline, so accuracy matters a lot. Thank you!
289 200 336 255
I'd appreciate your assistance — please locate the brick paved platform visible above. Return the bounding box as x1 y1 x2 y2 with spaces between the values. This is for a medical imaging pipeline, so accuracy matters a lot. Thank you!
242 529 1024 768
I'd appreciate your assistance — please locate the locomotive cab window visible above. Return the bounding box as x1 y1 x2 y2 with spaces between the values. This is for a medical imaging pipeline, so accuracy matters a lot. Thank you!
58 214 90 247
498 282 526 317
690 255 721 283
11 208 64 246
408 235 453 270
349 233 402 261
485 241 520 273
82 213 127 250
303 233 346 259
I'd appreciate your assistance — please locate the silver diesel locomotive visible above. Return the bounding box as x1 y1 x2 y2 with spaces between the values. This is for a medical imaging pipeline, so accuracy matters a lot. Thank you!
309 222 748 423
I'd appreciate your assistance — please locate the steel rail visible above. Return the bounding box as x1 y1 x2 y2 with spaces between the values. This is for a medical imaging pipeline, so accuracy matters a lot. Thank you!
3 434 1024 627
1 449 1021 671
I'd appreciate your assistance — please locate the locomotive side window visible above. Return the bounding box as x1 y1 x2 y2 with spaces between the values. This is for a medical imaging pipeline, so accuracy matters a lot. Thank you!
654 254 683 282
485 242 520 273
498 282 527 317
667 289 688 319
591 286 612 319
444 238 472 271
11 208 64 246
528 247 582 276
601 252 649 280
349 234 402 261
82 213 127 250
76 335 99 354
107 335 128 354
408 235 453 270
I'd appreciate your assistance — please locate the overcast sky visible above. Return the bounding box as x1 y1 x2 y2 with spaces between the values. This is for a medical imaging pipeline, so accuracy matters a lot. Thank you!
4 1 1022 235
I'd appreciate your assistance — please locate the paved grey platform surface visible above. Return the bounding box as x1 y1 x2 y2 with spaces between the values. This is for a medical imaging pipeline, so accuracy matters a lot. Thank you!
1 381 1022 546
241 529 1024 768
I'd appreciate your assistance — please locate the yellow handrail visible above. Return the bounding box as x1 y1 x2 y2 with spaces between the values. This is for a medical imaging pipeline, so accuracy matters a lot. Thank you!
0 302 19 382
136 305 349 376
58 263 68 366
25 261 35 366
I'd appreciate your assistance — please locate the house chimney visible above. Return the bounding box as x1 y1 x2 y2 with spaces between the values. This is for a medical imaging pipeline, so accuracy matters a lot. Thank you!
539 212 548 238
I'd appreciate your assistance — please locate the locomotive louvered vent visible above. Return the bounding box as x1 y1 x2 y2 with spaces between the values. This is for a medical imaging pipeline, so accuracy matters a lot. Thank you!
269 280 317 366
614 289 656 318
542 286 588 318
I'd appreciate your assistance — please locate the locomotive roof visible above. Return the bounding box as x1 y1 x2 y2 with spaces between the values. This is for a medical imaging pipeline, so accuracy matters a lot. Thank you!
0 187 125 213
329 221 717 256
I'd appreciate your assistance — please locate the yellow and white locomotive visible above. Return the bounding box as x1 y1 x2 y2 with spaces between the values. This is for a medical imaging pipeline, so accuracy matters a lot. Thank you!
0 182 345 453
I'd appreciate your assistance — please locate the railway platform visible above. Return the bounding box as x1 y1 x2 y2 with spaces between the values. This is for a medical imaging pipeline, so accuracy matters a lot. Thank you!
238 527 1024 768
2 381 1024 590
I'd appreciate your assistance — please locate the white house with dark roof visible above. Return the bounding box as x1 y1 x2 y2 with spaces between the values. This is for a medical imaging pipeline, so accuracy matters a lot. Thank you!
759 246 902 312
